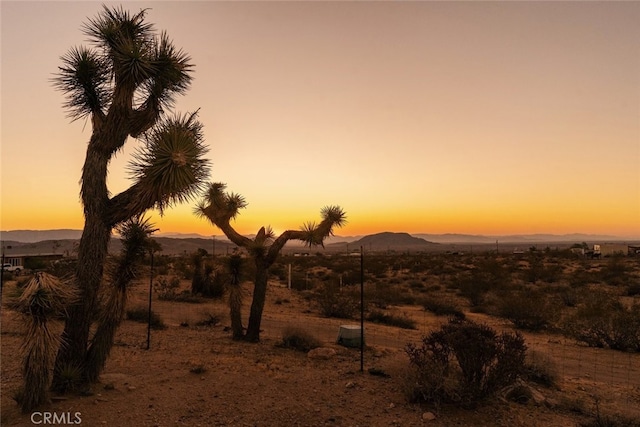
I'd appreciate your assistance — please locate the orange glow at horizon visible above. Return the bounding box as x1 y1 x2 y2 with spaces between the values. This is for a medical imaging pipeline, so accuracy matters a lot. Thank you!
1 2 639 240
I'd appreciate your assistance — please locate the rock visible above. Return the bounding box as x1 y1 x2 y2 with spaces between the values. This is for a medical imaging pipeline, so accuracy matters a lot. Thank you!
529 387 546 406
503 381 546 406
345 381 356 388
307 347 337 360
422 411 436 421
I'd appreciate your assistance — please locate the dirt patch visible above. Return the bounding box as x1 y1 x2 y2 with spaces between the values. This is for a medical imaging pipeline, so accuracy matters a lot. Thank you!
2 280 639 426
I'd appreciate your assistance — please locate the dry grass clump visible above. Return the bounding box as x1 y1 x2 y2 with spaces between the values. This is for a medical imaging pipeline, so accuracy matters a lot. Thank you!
279 326 322 352
366 309 417 330
126 306 166 330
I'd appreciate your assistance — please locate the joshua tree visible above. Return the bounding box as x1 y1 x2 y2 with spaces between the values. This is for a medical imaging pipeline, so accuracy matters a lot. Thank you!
196 182 346 342
52 6 209 388
17 273 76 412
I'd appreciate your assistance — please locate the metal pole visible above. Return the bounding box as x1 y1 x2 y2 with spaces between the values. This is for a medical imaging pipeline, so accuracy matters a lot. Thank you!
360 246 364 373
146 249 154 350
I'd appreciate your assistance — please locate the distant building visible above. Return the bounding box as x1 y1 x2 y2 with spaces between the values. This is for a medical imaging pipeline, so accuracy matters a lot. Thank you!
1 245 65 270
596 244 631 257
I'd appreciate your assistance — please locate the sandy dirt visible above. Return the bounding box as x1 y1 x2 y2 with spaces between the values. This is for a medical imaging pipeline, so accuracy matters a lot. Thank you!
2 278 640 427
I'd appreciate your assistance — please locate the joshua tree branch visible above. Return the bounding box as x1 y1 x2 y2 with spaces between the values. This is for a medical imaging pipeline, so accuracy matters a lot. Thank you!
106 185 150 226
266 230 307 264
214 219 253 249
129 102 161 138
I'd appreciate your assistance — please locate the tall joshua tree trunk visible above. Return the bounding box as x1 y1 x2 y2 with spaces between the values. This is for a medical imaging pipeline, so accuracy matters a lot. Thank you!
245 260 269 342
54 146 111 387
227 254 244 340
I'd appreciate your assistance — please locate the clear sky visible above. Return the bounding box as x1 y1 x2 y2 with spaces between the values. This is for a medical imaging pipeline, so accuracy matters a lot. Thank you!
1 1 639 238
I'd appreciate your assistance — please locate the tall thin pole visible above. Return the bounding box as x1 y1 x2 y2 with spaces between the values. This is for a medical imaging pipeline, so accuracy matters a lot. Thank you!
146 249 154 350
360 246 364 373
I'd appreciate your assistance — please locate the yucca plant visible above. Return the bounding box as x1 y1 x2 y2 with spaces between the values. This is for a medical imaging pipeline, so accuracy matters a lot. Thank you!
84 217 156 383
195 182 346 342
52 5 209 387
18 273 76 412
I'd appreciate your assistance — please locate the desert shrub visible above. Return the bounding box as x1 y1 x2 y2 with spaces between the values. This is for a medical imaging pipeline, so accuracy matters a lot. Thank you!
125 306 166 330
405 319 527 405
497 290 562 331
365 255 391 278
422 297 465 319
455 265 502 307
599 254 629 286
541 263 564 283
522 253 545 283
558 286 579 307
563 294 640 352
316 282 360 319
154 276 181 300
279 326 321 352
569 266 598 288
195 311 220 327
368 281 416 308
366 309 417 329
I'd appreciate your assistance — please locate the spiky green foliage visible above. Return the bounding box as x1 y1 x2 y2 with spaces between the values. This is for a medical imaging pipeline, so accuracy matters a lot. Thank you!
124 112 210 216
196 182 346 341
52 5 208 389
18 273 77 412
85 217 156 382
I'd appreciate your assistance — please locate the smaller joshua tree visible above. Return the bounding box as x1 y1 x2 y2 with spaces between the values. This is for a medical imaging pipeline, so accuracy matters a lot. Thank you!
17 273 77 412
196 182 346 342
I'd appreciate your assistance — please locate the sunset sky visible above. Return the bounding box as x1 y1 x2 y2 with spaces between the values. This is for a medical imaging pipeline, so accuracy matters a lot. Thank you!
2 1 639 239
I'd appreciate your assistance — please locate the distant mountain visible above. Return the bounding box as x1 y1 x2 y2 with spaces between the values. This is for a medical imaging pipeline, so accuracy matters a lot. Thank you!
157 232 210 239
413 233 627 244
1 229 83 243
346 232 438 250
2 229 634 247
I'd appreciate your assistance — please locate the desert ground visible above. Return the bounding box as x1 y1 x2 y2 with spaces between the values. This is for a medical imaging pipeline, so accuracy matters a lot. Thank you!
2 251 640 426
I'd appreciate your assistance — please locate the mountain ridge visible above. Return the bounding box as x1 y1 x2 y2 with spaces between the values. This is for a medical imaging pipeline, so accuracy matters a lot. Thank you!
1 229 634 244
